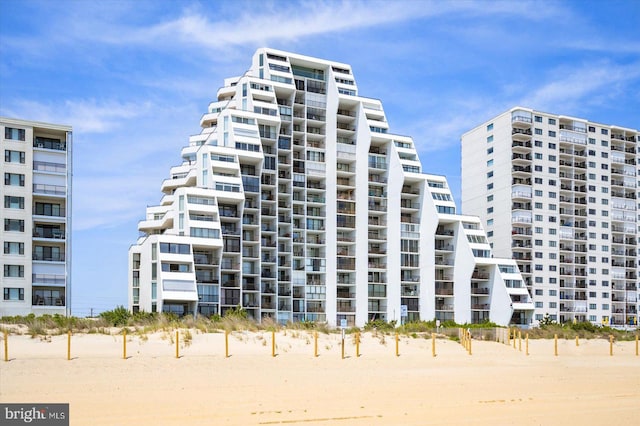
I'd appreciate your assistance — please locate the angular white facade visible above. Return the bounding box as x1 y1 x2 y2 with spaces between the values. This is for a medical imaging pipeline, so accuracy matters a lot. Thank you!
462 107 639 327
128 49 532 327
1 117 73 316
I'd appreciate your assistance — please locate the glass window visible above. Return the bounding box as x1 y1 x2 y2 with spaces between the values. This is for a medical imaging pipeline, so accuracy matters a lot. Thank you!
4 173 25 186
3 287 24 300
4 150 25 163
4 127 25 141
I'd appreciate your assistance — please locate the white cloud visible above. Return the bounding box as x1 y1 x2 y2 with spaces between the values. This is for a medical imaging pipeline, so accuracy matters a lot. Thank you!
520 61 640 114
4 99 153 134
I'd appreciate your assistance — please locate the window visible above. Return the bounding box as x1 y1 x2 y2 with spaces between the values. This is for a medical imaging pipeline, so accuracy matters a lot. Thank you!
486 123 494 131
535 202 542 209
535 302 543 308
4 150 25 163
486 159 493 166
3 287 24 300
548 130 556 137
4 219 24 232
534 116 542 123
535 190 543 196
487 135 494 143
601 129 608 135
601 140 608 147
487 207 493 213
535 178 542 184
159 243 190 254
487 171 494 178
548 143 556 149
4 173 25 186
548 118 556 125
549 154 556 161
535 153 543 160
3 265 24 277
549 167 556 174
3 242 24 255
4 196 24 209
535 239 542 246
487 147 493 154
4 127 25 141
487 183 493 190
535 128 542 135
588 126 595 132
534 165 542 172
535 140 543 147
535 227 543 234
535 214 543 221
588 138 596 144
487 195 493 202
549 302 557 309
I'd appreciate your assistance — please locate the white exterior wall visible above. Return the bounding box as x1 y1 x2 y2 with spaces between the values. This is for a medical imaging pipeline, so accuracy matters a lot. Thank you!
1 118 72 316
128 49 529 327
462 107 639 327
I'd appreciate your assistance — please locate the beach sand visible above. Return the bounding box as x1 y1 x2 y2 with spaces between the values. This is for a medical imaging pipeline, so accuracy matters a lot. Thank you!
1 330 638 425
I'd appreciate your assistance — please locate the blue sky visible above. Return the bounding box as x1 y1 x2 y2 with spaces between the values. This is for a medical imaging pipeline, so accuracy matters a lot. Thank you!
1 0 638 316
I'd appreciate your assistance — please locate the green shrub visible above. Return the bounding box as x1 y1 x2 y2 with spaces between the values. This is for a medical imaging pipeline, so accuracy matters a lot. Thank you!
99 306 131 326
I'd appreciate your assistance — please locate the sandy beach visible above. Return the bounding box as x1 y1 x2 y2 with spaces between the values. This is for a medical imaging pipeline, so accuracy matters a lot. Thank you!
1 330 638 425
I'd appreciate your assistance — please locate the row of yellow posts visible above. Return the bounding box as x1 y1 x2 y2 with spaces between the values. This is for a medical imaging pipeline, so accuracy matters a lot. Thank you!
2 329 441 360
504 328 638 357
4 329 637 361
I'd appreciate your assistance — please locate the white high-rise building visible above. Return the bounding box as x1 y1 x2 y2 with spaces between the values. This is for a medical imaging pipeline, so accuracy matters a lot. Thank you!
128 49 533 327
462 107 639 327
1 117 73 316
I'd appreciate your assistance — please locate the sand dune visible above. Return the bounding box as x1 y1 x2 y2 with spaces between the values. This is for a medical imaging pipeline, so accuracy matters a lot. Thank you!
1 330 638 425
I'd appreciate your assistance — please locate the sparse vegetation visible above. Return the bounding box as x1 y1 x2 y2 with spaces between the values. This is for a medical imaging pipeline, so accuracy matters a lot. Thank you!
1 311 636 342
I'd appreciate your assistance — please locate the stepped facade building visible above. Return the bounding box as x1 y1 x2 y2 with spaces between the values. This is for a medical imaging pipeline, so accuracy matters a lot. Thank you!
461 107 639 327
128 49 533 327
1 117 73 316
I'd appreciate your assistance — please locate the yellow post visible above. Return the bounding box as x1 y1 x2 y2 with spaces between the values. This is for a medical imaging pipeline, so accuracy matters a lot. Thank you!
3 330 8 362
395 332 399 357
175 331 179 359
576 335 579 347
272 330 276 357
513 329 516 349
314 331 318 357
468 331 472 356
225 330 229 358
609 335 613 356
356 332 360 358
636 334 638 356
432 333 436 357
123 329 127 360
554 334 558 356
341 335 345 360
67 330 71 361
518 331 522 352
526 333 529 356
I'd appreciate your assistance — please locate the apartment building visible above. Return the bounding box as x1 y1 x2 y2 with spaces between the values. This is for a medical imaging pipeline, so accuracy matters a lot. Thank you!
1 117 73 316
128 49 533 327
462 107 639 327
